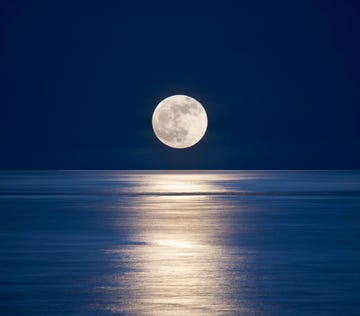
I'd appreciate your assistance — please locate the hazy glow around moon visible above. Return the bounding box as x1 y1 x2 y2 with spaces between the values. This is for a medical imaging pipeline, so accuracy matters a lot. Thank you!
152 95 208 149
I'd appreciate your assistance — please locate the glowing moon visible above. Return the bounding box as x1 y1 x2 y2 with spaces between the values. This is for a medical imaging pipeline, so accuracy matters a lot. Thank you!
152 95 208 149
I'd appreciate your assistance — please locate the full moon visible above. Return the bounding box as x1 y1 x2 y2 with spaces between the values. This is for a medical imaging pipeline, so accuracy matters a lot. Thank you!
152 95 208 149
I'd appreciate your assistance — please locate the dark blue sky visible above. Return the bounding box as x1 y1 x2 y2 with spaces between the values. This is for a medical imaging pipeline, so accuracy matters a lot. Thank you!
1 0 359 169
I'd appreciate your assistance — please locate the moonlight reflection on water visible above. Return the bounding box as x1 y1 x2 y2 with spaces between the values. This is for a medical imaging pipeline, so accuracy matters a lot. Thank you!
104 174 249 315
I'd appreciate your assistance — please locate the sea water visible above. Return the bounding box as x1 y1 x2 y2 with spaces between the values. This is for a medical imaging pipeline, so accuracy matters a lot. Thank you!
0 170 359 315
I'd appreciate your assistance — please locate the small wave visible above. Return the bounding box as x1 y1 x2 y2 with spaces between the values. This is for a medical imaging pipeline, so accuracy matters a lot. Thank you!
1 190 360 197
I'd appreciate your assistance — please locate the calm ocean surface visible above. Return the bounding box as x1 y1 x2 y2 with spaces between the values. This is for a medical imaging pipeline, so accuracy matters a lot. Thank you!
0 170 359 315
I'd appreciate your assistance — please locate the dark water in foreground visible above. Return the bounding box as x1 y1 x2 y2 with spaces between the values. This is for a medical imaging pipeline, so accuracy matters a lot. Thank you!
0 170 360 315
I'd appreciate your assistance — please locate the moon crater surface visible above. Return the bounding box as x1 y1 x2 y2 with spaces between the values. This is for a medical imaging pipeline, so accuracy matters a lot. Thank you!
152 95 208 149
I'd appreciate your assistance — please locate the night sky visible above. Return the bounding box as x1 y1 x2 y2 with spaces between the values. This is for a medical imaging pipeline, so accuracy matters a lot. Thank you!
1 0 359 169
